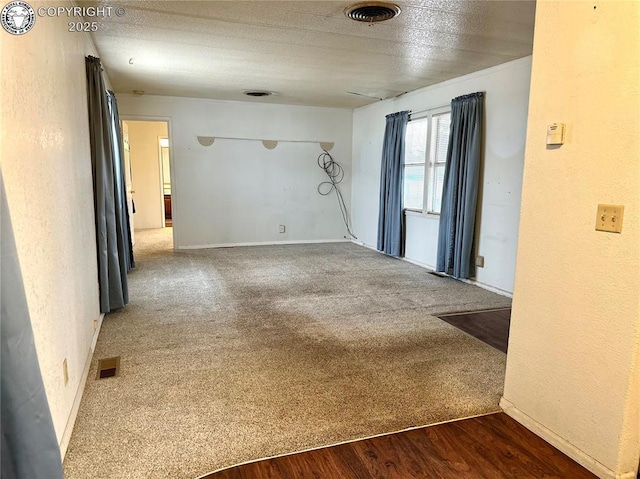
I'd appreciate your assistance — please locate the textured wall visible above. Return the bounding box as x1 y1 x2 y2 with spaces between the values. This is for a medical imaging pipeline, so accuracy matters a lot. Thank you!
125 120 168 230
503 2 640 477
0 1 102 447
351 57 532 294
118 95 353 248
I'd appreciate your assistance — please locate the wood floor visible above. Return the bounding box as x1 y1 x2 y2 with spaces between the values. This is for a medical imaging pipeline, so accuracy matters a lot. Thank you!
199 413 597 479
438 308 511 353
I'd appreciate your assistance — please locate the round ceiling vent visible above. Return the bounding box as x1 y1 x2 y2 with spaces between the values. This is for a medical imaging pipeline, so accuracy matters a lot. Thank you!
345 2 401 23
243 90 272 97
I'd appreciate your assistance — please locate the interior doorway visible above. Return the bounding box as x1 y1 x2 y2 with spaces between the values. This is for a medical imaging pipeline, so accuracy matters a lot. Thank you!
160 137 172 227
121 120 173 247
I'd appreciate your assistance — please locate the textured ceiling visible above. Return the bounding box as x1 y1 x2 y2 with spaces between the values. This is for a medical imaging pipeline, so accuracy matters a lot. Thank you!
82 1 536 108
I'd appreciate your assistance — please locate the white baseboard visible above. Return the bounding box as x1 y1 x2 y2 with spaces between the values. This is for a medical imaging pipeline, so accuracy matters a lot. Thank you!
500 398 637 479
351 240 513 299
401 256 436 271
59 313 104 460
460 278 513 298
351 239 377 251
177 239 350 250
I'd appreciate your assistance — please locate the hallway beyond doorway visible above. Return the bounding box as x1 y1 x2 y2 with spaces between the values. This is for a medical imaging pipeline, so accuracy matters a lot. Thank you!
122 120 173 247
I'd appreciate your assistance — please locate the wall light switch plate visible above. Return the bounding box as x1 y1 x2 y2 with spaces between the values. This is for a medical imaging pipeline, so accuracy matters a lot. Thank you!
63 359 69 386
547 123 565 145
595 204 624 233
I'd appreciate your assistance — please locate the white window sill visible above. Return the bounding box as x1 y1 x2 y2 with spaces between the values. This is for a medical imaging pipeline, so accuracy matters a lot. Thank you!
404 209 440 219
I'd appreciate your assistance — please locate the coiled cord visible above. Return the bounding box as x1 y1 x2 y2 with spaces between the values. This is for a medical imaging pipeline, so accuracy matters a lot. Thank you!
317 149 357 239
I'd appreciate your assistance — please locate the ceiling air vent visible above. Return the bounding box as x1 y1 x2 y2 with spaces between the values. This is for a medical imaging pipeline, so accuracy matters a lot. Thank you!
243 90 272 97
345 1 401 23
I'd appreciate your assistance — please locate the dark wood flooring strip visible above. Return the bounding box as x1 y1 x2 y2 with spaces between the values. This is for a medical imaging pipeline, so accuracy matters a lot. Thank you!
199 413 597 479
437 308 511 353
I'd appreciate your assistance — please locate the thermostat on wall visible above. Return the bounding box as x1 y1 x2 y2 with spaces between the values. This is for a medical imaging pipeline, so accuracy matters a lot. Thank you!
547 123 565 145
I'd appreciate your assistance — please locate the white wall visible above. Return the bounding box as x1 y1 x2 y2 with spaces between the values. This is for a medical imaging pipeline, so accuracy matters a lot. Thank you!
1 1 103 455
502 2 640 478
117 96 353 248
351 57 532 294
125 120 168 230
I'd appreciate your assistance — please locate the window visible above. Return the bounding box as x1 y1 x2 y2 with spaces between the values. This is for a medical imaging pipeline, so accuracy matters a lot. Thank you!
402 109 451 214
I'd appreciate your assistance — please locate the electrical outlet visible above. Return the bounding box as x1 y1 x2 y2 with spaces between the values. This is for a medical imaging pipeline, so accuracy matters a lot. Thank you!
595 204 624 233
63 359 69 386
278 225 286 233
476 255 485 268
93 319 98 330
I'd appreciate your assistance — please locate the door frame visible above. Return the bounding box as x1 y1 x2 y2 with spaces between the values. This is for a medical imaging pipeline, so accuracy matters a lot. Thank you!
158 136 171 227
120 115 178 250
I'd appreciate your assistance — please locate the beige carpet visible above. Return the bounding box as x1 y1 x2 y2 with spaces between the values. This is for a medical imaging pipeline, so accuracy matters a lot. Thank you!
63 229 511 479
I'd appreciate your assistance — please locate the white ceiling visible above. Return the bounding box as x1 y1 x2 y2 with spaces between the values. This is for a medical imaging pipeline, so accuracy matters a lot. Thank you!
83 0 536 108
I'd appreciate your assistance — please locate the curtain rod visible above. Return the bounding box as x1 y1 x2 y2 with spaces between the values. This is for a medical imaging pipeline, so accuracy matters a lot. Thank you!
409 91 486 117
408 103 450 117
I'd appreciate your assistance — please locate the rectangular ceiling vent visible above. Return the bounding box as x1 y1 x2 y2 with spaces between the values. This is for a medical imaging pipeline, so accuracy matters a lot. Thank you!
96 357 120 379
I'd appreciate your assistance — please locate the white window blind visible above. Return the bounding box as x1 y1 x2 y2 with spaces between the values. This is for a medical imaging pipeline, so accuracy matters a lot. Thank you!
402 109 451 214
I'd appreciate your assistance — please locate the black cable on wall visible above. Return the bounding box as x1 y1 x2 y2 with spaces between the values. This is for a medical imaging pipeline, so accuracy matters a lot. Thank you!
317 149 357 239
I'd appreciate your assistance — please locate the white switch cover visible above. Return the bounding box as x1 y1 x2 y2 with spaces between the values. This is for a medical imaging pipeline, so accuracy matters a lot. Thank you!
63 359 69 386
547 123 565 145
595 204 624 233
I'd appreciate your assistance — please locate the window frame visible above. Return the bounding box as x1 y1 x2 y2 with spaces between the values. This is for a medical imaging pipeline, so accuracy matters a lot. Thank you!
403 105 451 216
